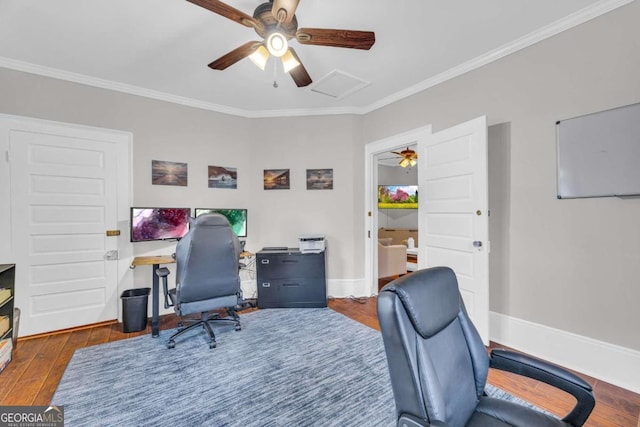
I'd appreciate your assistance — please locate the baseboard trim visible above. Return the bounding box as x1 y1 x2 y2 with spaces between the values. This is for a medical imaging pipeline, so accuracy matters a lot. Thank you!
490 311 640 394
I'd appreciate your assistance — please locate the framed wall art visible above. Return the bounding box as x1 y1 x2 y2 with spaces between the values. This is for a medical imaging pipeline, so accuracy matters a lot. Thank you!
263 169 290 190
152 160 188 186
208 165 237 189
306 168 333 190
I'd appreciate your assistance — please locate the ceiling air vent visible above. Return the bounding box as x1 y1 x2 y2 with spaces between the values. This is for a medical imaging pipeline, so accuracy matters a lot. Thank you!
311 70 370 99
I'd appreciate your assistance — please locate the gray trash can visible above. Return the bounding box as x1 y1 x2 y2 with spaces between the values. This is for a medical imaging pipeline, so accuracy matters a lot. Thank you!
120 288 151 333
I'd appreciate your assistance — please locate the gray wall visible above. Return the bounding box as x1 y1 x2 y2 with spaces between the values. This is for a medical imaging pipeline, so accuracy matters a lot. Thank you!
361 2 640 351
1 1 639 353
488 123 511 315
0 68 361 286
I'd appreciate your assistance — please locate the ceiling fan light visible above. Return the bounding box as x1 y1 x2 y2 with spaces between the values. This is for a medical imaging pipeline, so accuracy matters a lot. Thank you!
281 49 300 73
248 45 269 70
267 32 288 57
399 158 410 168
409 158 417 167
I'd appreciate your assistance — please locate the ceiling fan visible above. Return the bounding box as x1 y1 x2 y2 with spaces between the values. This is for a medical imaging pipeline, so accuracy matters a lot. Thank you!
389 147 418 168
187 0 376 87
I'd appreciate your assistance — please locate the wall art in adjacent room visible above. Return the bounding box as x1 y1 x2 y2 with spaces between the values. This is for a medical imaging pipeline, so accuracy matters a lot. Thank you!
151 160 188 186
208 165 237 189
263 169 290 190
306 169 333 190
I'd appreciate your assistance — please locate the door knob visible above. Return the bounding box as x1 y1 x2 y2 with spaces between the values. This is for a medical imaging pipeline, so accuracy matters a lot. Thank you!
473 241 482 248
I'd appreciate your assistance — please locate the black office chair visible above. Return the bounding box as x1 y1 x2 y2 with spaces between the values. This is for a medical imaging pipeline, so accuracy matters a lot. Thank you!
377 267 595 427
157 214 242 349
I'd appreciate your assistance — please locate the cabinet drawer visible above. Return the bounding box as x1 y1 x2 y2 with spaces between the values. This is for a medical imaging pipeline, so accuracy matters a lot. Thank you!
257 253 324 279
257 279 326 308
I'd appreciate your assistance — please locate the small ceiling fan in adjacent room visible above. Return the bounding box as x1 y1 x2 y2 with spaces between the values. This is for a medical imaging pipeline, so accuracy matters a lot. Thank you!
186 0 376 87
383 147 418 168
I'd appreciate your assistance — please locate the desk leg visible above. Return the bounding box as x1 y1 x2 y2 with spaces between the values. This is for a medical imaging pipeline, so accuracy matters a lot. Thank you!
152 263 160 338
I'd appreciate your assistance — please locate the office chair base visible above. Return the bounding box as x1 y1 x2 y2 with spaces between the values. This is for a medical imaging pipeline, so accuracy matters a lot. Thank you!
167 308 241 349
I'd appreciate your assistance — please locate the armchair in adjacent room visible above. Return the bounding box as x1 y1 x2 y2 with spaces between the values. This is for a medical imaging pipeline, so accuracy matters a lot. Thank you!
378 239 407 279
377 267 595 427
156 214 243 349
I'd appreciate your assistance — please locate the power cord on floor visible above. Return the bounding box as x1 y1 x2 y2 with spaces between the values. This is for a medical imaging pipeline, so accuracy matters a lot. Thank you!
347 295 368 304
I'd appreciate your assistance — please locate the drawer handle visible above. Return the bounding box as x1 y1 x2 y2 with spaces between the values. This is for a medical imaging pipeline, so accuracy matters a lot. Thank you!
261 259 270 264
283 283 300 287
262 282 271 287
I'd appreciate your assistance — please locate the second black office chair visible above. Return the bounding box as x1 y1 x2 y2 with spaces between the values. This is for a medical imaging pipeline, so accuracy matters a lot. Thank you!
377 267 595 427
157 214 243 349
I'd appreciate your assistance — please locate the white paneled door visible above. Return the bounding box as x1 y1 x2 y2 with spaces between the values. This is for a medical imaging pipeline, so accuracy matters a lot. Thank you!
7 121 123 336
417 116 489 344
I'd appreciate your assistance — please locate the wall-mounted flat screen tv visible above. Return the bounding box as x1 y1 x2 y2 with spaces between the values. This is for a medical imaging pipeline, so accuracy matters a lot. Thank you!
130 207 191 242
195 208 247 238
378 185 418 209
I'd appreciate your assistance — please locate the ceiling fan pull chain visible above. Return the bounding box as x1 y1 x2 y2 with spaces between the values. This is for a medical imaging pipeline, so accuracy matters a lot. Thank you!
273 59 279 88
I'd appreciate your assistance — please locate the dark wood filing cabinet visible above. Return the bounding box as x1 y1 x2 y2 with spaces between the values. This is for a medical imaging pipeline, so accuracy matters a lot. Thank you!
256 248 326 308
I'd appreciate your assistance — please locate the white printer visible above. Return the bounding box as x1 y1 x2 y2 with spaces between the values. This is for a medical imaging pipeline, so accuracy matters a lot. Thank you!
299 234 325 253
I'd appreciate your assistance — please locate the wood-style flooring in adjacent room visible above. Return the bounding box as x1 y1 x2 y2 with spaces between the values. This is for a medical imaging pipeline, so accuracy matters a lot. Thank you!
1 298 638 426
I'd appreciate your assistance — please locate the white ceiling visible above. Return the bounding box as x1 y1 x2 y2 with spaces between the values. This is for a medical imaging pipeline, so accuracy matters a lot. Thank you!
0 0 629 118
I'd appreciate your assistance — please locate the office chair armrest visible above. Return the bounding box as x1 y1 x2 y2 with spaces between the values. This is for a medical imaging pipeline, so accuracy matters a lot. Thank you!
155 267 173 309
489 349 595 426
397 413 448 427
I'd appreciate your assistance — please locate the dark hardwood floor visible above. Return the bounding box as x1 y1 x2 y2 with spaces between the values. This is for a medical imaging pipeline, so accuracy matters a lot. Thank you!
1 298 638 426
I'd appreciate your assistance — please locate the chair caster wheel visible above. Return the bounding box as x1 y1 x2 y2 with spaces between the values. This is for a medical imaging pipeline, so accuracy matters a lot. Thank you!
209 341 217 349
167 340 176 349
235 324 242 331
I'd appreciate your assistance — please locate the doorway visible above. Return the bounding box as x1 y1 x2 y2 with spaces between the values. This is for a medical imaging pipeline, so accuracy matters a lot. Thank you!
365 117 491 344
375 145 419 290
364 126 431 296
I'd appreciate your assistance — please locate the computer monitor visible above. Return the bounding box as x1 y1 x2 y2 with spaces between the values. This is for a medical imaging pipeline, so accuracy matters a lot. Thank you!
130 207 191 242
194 208 247 238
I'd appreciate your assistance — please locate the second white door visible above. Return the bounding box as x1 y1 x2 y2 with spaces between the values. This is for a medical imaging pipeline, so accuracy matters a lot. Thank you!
418 116 489 344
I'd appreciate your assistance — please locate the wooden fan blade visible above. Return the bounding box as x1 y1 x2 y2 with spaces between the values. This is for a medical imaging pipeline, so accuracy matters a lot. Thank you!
287 48 312 87
186 0 262 31
271 0 300 24
208 41 261 70
296 28 375 50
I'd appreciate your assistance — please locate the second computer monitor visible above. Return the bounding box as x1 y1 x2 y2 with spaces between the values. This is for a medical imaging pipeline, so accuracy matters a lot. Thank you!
194 208 247 238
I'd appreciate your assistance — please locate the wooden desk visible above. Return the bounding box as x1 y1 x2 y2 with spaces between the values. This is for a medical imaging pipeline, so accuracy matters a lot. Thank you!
131 255 175 338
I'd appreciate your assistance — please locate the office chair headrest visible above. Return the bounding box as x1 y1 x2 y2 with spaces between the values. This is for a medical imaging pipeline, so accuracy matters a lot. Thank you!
381 267 460 339
191 213 231 228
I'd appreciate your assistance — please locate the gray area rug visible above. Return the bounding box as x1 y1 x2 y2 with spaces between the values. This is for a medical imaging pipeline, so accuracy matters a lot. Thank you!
53 308 545 426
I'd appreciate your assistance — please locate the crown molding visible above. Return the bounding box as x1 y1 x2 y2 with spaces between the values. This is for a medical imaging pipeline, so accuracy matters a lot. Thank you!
0 56 250 117
243 105 365 118
0 0 632 118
